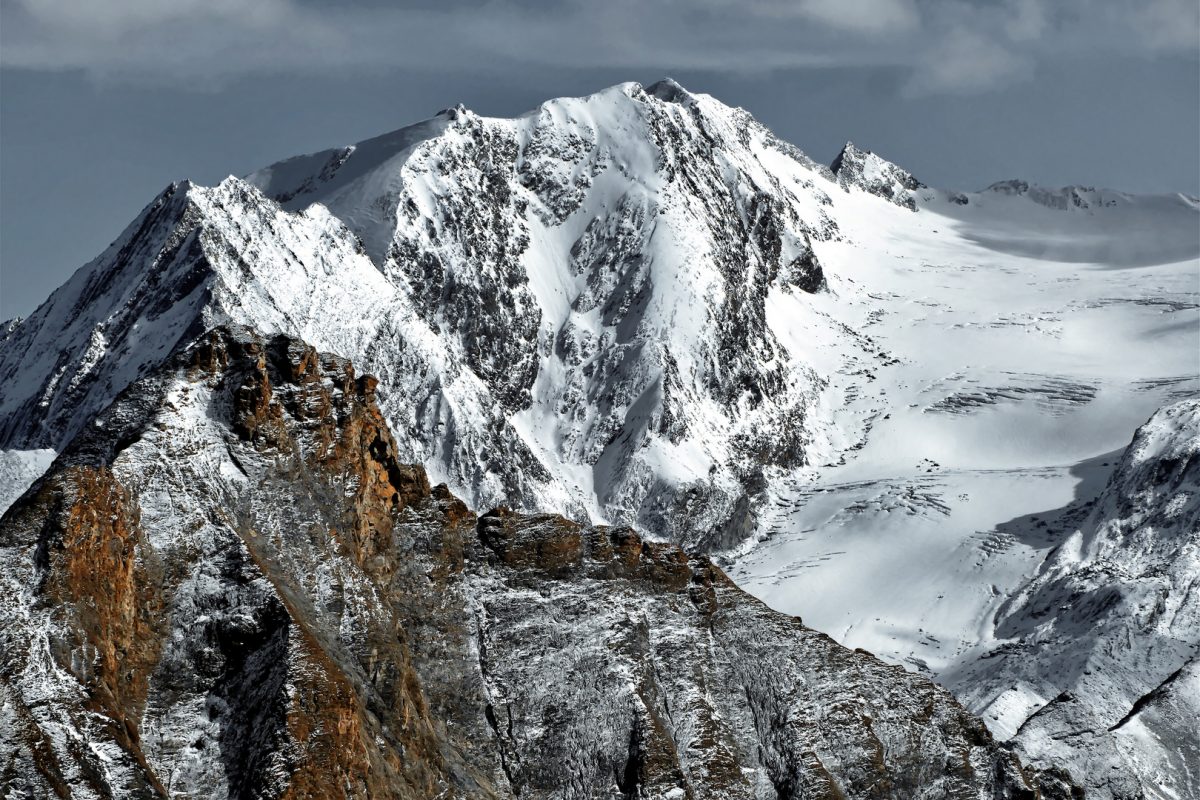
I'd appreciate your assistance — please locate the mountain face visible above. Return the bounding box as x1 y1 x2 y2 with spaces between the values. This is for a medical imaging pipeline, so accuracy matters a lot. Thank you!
0 328 1075 799
246 77 845 548
1 78 1197 797
0 79 850 550
950 400 1200 798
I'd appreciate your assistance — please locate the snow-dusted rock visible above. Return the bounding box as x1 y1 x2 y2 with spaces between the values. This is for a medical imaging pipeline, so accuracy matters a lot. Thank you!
985 180 1128 211
830 141 924 210
0 328 1075 799
0 80 861 549
949 400 1200 798
245 78 852 546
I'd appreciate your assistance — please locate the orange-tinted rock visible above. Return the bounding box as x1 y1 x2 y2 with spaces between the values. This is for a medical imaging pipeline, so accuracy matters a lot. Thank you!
477 508 583 575
0 328 1078 800
36 466 168 795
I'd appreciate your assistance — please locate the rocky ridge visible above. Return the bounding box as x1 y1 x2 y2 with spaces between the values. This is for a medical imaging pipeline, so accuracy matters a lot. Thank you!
983 180 1142 212
1 328 1077 799
948 400 1200 798
830 142 924 210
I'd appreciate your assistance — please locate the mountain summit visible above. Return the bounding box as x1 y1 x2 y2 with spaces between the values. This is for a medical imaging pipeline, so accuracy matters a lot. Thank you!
830 140 925 209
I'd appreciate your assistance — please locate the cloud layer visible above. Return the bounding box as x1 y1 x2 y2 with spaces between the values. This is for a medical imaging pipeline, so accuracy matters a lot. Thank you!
1 0 1196 95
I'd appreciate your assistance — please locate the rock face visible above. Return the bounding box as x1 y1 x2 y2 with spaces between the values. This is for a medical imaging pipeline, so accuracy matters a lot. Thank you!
830 142 924 210
0 80 853 549
949 400 1200 798
983 180 1118 211
0 329 1074 799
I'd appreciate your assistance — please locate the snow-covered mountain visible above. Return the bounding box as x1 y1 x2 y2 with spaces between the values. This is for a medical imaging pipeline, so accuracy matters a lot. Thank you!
0 80 856 548
831 141 925 210
244 77 850 547
1 79 1197 794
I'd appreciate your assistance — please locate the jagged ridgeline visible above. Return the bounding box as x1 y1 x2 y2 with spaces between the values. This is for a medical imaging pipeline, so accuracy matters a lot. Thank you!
0 328 1078 799
0 80 872 550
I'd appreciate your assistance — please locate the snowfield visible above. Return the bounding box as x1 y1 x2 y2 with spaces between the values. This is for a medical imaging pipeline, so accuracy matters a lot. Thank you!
727 180 1199 795
730 180 1197 664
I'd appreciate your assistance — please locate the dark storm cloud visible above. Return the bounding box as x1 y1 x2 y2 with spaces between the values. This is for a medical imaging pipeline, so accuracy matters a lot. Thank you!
2 0 1196 95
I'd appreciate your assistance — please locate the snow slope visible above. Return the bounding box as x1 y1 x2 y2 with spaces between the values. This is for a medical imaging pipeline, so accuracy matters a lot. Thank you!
0 449 54 516
961 399 1200 799
727 180 1199 794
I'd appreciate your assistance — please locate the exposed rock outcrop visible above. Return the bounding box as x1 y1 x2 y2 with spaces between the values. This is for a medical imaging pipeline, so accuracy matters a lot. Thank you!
831 141 925 210
1 329 1074 799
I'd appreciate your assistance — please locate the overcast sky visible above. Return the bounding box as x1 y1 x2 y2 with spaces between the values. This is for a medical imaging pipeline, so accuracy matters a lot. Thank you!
2 0 1198 319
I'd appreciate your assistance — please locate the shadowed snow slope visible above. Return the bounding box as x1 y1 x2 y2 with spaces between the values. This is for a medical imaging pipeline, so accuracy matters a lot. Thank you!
728 178 1197 796
935 181 1199 267
953 400 1200 799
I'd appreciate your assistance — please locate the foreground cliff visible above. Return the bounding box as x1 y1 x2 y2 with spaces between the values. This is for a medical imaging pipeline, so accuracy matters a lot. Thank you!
0 328 1074 799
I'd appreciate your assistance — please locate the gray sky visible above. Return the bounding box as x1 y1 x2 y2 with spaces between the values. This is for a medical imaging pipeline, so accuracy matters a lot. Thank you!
2 0 1198 319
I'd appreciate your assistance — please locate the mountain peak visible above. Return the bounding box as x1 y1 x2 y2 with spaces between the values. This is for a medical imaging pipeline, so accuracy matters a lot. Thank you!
0 169 388 454
830 140 924 210
435 102 473 121
830 139 862 171
646 77 695 104
2 75 850 549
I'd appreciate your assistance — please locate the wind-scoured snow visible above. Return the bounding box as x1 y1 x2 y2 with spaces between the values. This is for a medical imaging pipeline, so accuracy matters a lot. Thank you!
0 449 55 515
